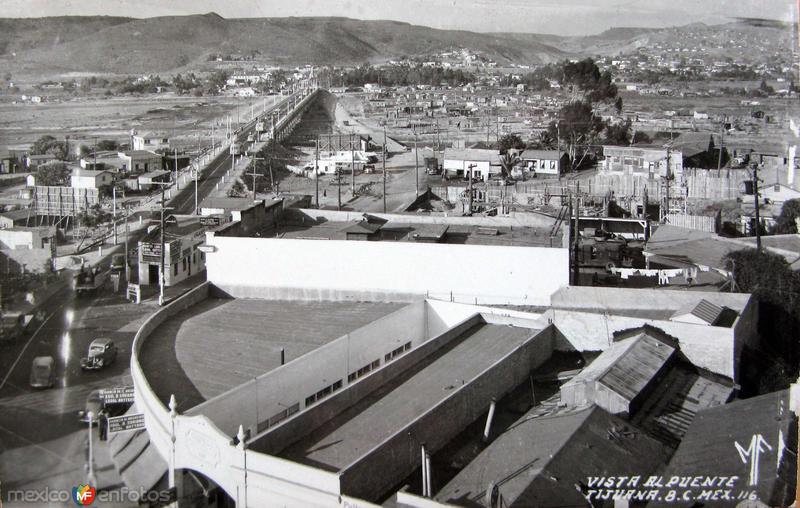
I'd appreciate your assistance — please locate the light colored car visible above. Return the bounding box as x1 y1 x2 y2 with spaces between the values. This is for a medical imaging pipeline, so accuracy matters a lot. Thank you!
29 356 55 388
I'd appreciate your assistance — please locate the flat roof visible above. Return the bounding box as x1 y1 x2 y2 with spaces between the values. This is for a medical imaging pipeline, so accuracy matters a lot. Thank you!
275 221 558 247
0 208 33 221
139 298 405 410
278 323 536 471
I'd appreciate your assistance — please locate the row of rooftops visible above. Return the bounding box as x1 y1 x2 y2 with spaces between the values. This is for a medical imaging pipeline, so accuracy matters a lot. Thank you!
273 214 561 247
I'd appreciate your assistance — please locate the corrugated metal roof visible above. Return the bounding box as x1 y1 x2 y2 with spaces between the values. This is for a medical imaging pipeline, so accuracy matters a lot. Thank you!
599 333 675 402
563 332 675 405
690 298 724 325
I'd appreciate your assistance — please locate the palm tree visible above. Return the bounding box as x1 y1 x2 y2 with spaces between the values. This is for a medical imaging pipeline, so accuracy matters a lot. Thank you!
499 152 519 179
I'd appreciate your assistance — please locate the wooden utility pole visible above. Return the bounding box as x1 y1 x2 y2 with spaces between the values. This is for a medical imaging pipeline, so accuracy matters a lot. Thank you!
315 137 320 208
383 124 387 213
467 164 476 216
350 133 356 197
337 167 342 211
414 122 419 197
573 193 581 286
752 163 762 251
664 147 672 223
250 155 265 201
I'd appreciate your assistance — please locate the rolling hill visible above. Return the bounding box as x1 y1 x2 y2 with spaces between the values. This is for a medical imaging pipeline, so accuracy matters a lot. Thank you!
0 14 790 76
0 13 569 74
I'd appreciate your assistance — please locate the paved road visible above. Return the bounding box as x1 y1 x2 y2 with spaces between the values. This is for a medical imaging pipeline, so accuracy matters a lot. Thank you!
0 278 156 491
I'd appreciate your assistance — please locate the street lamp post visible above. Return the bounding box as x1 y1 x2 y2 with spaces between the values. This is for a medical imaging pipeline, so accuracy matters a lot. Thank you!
86 410 96 486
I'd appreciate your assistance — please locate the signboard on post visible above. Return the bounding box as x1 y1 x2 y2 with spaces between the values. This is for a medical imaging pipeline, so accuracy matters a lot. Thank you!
99 386 135 404
127 283 141 304
140 242 161 263
199 216 221 227
108 413 145 434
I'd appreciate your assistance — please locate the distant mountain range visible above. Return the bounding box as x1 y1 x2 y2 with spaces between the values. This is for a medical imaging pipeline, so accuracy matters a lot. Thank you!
0 13 790 75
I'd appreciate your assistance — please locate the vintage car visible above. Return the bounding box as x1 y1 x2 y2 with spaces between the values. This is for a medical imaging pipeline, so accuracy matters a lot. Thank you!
29 356 55 388
80 338 118 371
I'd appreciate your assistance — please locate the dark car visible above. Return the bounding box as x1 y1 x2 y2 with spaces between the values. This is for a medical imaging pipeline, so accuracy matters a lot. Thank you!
29 356 55 388
80 338 118 371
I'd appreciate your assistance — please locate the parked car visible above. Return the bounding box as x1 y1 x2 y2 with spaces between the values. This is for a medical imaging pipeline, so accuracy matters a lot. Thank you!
29 356 55 388
80 338 118 371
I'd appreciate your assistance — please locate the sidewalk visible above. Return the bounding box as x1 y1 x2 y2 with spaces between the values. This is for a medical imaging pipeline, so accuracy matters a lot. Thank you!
136 270 207 306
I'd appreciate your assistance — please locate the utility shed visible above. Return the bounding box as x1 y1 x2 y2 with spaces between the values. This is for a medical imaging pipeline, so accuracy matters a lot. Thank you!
560 331 675 415
341 220 382 241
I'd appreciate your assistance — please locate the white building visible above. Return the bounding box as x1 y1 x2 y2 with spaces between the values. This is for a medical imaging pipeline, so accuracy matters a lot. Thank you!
442 148 501 181
70 168 113 189
132 132 170 152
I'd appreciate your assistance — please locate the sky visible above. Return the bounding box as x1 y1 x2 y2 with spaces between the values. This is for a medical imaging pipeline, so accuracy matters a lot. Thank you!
0 0 796 35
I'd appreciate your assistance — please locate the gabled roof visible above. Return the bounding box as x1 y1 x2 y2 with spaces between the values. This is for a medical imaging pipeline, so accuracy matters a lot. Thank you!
562 331 675 406
436 406 670 508
655 390 795 507
520 149 566 160
340 220 382 235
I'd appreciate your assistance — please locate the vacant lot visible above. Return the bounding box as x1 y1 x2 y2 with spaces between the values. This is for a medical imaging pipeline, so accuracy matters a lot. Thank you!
0 92 271 152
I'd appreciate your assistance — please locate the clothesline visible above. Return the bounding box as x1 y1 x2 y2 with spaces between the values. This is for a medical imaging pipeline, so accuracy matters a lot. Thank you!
609 263 731 284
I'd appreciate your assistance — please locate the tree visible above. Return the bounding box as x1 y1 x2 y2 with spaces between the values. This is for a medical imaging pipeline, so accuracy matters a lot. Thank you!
604 119 632 146
228 180 246 198
496 134 525 154
31 135 68 159
724 248 800 392
530 129 557 150
76 204 111 228
546 100 605 171
561 58 618 102
499 153 519 178
96 139 119 151
632 130 651 144
773 198 800 234
35 162 71 186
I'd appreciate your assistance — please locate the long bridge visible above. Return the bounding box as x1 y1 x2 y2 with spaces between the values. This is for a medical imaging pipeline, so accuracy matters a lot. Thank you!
170 83 322 214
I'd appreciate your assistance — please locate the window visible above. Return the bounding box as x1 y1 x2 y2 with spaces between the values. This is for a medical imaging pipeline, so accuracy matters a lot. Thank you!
268 409 288 427
348 372 356 383
549 160 556 169
385 353 392 362
332 380 342 391
182 258 187 272
305 394 316 407
404 342 412 351
173 264 178 276
371 359 380 369
316 385 332 399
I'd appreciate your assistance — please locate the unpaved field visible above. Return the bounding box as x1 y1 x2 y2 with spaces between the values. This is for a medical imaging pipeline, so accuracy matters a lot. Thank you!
0 93 272 152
